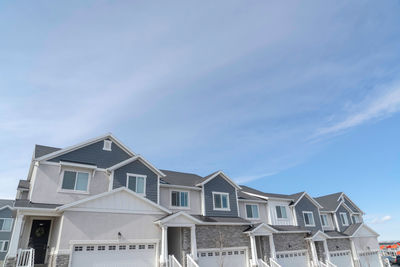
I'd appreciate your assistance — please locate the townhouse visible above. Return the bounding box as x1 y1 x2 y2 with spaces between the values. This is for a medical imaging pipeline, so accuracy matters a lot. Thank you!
0 200 14 267
4 134 382 267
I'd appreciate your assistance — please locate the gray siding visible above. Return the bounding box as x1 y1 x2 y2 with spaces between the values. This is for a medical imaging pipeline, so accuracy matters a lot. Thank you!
336 204 351 232
344 198 359 213
0 208 13 260
203 175 238 217
49 139 131 168
113 160 158 203
295 196 323 232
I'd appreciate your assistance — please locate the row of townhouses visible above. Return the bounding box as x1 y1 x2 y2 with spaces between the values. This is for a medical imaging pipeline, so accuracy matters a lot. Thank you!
1 134 383 267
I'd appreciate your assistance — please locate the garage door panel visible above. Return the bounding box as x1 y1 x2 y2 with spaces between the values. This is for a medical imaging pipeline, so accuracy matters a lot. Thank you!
197 248 248 267
71 243 157 267
359 251 381 267
276 250 310 267
329 250 353 267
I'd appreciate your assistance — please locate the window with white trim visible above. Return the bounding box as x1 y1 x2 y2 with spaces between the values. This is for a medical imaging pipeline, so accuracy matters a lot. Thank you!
0 240 9 252
171 191 189 207
61 171 89 192
303 211 315 226
339 212 349 226
213 192 230 210
245 204 259 219
0 218 12 231
352 214 361 223
127 174 146 195
321 214 329 227
275 206 288 219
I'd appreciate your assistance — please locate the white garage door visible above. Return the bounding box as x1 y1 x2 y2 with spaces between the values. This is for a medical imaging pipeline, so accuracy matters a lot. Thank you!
197 247 248 267
276 250 310 267
71 243 157 267
329 250 353 267
359 251 382 267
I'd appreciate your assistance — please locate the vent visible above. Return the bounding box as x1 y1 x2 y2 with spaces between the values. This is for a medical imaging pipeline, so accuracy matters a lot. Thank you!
103 140 112 151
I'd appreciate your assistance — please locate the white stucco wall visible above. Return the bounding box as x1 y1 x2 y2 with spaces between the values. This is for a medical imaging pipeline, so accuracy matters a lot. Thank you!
159 187 201 215
30 163 109 205
58 211 162 250
238 201 268 223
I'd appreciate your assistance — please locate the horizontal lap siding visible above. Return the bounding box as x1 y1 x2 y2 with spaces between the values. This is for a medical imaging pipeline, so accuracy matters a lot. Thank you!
336 205 351 232
0 208 13 261
113 160 158 203
295 196 323 232
204 175 238 217
49 139 131 168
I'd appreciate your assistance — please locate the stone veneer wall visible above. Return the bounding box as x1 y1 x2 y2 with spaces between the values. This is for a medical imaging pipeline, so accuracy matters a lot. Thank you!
315 241 326 262
327 238 351 252
273 233 308 252
196 225 250 249
257 236 271 264
55 254 70 267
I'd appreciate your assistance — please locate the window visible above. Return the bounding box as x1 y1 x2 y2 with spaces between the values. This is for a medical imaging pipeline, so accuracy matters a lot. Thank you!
126 174 146 195
213 192 230 210
245 204 259 219
61 170 89 192
352 215 361 223
340 212 349 226
0 240 9 252
103 140 112 151
303 211 315 226
321 214 329 227
171 191 189 207
275 206 288 219
0 218 13 231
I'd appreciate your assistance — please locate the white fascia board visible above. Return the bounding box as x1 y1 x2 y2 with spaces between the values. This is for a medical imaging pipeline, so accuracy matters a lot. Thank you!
36 133 136 162
292 192 324 209
107 156 165 177
159 184 202 191
57 187 171 214
196 171 241 190
342 194 365 215
243 191 294 202
155 211 203 225
245 223 278 234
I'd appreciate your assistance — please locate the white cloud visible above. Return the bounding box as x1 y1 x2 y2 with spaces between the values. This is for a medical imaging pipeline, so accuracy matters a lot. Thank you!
314 84 400 137
370 215 392 224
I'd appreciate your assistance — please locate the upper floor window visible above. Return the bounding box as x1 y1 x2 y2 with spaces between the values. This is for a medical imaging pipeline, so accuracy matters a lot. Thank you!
0 218 13 232
127 174 146 195
245 204 259 219
303 211 315 227
352 215 361 223
61 170 89 192
0 240 9 252
339 212 349 226
213 192 230 211
275 206 288 219
321 214 329 227
171 191 189 208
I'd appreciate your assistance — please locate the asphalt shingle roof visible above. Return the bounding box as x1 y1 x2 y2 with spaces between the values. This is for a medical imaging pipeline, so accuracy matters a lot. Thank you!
14 199 61 209
240 185 294 201
324 231 349 238
192 215 251 224
343 223 363 236
237 190 266 201
160 170 204 187
34 144 61 159
0 199 14 208
315 192 343 212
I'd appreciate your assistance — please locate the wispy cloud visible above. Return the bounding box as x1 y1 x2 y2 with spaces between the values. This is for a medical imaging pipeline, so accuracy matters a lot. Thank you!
314 84 400 138
370 215 392 224
234 172 278 184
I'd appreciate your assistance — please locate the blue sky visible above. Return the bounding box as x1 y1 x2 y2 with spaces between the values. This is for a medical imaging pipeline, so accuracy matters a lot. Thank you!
1 0 400 240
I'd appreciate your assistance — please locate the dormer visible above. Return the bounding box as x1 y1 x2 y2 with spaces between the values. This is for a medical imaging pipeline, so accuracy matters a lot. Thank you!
196 171 241 217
